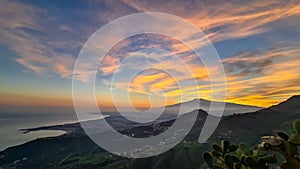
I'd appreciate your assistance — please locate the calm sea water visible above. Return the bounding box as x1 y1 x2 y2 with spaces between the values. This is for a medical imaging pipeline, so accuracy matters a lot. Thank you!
0 112 104 151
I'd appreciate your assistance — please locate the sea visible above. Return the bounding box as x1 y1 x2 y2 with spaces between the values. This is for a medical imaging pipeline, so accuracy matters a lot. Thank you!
0 111 105 152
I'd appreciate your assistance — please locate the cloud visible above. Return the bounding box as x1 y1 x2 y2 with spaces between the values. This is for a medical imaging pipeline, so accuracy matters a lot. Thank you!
223 52 273 78
128 70 177 94
100 54 121 76
155 46 300 107
0 0 139 81
122 0 300 42
190 1 300 42
222 47 300 106
0 0 78 79
97 34 213 98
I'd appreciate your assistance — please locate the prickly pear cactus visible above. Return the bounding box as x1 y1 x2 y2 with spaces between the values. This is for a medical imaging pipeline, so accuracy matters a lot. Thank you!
203 120 300 169
203 140 277 169
258 120 300 169
293 120 300 134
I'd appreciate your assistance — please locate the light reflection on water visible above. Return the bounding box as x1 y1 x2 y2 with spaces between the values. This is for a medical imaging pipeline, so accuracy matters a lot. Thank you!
0 112 105 151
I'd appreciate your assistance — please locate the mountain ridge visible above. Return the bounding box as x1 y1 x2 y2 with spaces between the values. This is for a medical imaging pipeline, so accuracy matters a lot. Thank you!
165 98 262 116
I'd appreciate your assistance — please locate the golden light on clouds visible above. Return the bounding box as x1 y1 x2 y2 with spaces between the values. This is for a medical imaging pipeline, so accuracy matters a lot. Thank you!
115 46 300 108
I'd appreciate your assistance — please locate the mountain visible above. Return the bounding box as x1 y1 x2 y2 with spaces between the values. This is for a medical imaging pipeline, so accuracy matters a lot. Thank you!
165 98 262 116
268 95 300 113
99 99 262 131
212 95 300 143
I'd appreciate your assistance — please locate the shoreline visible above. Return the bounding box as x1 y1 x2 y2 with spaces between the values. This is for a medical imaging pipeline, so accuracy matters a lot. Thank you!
19 115 109 134
0 121 83 153
1 116 112 153
0 130 67 152
20 121 80 135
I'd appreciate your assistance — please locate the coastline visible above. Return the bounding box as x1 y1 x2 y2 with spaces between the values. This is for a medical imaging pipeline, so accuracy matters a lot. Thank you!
20 122 80 135
0 115 109 153
0 130 67 152
0 121 81 153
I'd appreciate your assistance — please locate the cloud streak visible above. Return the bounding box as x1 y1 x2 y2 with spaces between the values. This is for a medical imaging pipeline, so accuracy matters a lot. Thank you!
0 0 78 79
123 0 300 42
223 47 300 106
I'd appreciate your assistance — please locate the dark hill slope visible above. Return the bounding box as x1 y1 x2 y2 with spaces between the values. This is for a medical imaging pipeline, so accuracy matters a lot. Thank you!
127 96 300 169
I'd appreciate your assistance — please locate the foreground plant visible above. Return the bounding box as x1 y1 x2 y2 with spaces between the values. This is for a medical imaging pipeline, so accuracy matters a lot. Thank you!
259 120 300 169
203 140 277 169
203 119 300 169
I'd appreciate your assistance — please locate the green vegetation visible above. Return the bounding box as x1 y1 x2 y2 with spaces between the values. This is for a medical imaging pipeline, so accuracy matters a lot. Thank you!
203 140 277 169
259 120 300 169
55 153 126 169
204 120 300 169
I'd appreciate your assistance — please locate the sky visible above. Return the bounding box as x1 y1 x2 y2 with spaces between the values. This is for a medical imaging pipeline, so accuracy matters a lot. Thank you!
0 0 300 113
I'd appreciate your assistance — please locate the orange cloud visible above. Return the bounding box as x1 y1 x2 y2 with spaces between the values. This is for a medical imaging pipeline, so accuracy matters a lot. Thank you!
222 47 300 107
187 1 300 42
128 70 177 94
123 0 300 43
150 46 300 107
99 54 120 75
